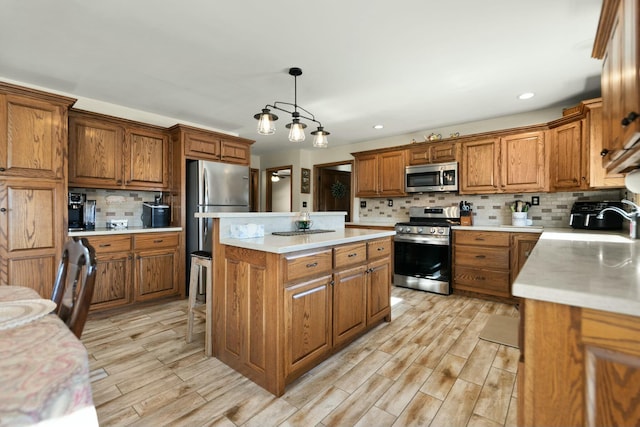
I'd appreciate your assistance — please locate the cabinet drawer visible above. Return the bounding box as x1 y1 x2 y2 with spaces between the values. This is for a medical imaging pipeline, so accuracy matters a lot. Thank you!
454 266 510 297
454 245 509 270
86 235 131 254
367 238 392 260
284 249 333 283
454 231 510 247
133 233 179 250
334 243 367 269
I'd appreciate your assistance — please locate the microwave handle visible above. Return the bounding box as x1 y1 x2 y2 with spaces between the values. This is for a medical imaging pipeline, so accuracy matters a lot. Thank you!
439 169 445 188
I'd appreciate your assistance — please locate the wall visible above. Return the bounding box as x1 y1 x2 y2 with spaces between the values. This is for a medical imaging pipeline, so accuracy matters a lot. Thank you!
70 188 159 228
358 189 626 228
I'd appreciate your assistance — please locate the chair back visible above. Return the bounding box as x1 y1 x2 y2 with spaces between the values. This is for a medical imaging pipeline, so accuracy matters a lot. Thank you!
51 237 97 338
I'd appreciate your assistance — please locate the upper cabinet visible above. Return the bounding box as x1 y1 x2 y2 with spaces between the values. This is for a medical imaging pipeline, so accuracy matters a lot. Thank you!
549 119 589 191
585 99 626 188
353 148 406 197
593 0 640 173
407 140 458 165
173 124 253 166
69 110 170 191
460 130 546 194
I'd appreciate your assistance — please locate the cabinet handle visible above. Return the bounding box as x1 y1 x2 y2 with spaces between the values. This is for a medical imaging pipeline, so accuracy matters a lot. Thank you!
377 247 385 251
117 179 122 185
348 253 358 258
0 167 5 172
330 280 335 286
621 112 639 127
128 255 133 260
153 239 163 243
99 243 111 248
0 208 5 213
306 262 318 268
475 255 486 259
474 237 485 241
600 149 609 157
476 276 486 281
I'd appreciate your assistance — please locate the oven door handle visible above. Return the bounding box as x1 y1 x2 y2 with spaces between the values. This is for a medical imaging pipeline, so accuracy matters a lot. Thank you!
394 235 450 246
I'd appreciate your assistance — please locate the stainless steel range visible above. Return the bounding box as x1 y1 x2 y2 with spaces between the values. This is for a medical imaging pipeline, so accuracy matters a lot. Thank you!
394 206 460 295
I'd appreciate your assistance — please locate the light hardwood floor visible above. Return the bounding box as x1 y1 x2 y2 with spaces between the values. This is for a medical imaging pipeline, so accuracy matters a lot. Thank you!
83 286 520 427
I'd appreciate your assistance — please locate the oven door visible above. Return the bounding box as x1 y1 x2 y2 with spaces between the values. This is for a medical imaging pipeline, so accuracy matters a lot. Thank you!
394 235 451 295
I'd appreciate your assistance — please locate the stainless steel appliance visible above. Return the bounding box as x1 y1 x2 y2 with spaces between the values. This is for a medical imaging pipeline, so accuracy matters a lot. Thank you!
186 160 250 292
68 192 86 231
569 201 624 230
142 202 170 228
394 205 461 295
405 161 458 193
84 199 96 230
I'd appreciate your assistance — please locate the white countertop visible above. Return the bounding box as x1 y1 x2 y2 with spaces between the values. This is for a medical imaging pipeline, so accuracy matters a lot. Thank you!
512 228 640 317
220 229 396 254
68 226 182 237
452 225 544 233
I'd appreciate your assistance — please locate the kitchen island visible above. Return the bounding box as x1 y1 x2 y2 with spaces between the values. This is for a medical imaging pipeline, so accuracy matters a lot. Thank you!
197 212 395 396
512 229 640 426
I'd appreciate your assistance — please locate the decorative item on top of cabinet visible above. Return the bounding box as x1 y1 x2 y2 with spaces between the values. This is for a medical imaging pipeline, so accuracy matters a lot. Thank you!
0 82 75 294
352 147 406 197
69 110 170 191
592 0 640 174
407 140 459 165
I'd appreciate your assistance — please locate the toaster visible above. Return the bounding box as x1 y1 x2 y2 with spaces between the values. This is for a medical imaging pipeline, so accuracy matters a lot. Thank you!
142 202 170 228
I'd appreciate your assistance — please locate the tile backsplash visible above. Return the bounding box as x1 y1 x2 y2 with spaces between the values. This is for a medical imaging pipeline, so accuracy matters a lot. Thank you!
70 188 161 227
359 189 627 227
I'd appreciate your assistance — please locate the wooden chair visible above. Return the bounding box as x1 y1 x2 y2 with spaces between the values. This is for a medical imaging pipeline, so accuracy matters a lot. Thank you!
51 237 97 339
186 251 212 356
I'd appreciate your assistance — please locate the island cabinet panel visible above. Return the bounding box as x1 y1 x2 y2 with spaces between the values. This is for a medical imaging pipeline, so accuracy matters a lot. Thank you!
284 275 332 382
520 299 640 427
284 249 332 283
367 256 391 324
333 265 367 347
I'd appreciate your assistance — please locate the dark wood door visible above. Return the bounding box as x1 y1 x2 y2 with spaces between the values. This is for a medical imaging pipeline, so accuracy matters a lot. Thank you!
318 169 351 222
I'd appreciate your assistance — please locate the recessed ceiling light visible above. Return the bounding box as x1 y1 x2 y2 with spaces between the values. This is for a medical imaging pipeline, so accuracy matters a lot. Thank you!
373 124 384 129
518 92 535 100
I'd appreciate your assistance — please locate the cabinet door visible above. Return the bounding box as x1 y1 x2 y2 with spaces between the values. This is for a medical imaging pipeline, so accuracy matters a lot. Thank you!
367 257 391 325
221 140 250 165
431 141 458 163
500 131 546 192
134 248 178 301
124 126 170 190
354 153 379 197
407 145 430 165
378 150 406 196
68 114 124 187
87 234 132 310
510 233 540 284
460 138 499 193
284 275 332 381
0 180 64 296
184 130 221 160
333 265 367 347
587 101 626 188
551 121 588 190
0 94 65 179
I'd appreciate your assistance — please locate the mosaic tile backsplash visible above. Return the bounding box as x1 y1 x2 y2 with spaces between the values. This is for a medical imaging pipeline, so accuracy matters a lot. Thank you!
359 189 627 228
70 188 161 228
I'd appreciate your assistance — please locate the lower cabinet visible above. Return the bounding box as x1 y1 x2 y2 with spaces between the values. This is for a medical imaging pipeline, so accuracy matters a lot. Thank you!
453 230 540 301
215 237 393 396
85 231 180 310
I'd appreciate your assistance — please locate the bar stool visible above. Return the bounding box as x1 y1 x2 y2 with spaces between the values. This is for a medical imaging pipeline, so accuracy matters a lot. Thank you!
186 250 212 356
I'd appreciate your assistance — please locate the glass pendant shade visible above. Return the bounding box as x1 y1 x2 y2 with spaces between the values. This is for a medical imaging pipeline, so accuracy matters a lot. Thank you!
311 127 330 148
287 120 306 142
255 109 277 135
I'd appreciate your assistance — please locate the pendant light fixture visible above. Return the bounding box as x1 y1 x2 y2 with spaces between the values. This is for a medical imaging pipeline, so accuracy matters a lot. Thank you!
254 67 330 148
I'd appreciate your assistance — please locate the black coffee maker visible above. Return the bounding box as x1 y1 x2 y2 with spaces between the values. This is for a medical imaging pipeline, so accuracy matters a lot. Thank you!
68 192 85 230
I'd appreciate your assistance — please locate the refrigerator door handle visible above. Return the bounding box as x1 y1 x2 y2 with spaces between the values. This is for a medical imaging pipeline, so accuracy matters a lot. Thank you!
202 167 209 206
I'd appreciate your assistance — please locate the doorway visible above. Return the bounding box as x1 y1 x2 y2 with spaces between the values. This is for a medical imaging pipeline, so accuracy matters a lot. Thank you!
313 161 353 222
265 165 292 212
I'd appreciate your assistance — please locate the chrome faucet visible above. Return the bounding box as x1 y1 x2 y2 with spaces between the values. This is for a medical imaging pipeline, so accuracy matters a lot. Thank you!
595 199 640 239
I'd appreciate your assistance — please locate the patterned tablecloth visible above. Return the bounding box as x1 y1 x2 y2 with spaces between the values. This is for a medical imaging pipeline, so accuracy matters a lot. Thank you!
0 286 98 427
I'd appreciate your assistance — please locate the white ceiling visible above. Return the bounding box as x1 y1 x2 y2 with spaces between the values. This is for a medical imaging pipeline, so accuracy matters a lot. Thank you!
0 0 604 155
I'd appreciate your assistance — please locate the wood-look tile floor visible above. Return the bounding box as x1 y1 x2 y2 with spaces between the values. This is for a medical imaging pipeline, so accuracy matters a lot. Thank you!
82 287 520 427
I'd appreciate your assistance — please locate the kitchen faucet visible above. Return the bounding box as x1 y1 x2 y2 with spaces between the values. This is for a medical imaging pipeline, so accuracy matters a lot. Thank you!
595 199 640 239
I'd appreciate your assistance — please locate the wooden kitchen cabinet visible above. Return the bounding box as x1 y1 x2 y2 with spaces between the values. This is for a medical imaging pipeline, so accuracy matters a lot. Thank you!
460 130 546 194
407 140 458 165
0 83 74 294
133 232 180 301
585 99 626 188
520 299 640 426
333 264 367 347
353 148 406 197
510 232 540 284
172 124 253 165
86 235 132 310
549 119 589 190
68 110 170 191
593 0 640 174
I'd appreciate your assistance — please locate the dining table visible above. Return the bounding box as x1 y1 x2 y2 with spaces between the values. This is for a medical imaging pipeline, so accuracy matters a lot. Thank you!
0 285 98 427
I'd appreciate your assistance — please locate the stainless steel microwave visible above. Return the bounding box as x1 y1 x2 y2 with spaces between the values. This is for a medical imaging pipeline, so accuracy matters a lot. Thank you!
405 161 459 193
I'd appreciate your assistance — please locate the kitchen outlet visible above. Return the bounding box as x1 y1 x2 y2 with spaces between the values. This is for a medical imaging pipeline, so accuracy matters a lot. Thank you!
387 199 393 207
360 201 366 208
531 196 540 206
302 201 307 208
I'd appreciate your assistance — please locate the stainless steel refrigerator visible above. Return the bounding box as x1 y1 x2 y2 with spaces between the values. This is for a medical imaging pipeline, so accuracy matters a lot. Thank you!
186 160 249 293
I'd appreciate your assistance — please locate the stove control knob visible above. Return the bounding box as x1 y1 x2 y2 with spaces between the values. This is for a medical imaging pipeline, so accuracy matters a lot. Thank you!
417 228 423 234
438 228 445 234
430 227 437 234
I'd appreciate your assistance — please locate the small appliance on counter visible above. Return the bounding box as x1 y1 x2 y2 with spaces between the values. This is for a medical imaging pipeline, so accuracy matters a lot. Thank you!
68 192 86 231
569 201 624 230
142 202 170 228
84 199 96 230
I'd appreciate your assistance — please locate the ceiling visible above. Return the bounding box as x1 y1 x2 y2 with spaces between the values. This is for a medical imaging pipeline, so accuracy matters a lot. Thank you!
0 0 604 156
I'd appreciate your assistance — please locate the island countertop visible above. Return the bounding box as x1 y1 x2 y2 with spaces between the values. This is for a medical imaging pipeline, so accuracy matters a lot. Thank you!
512 228 639 317
220 228 395 254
